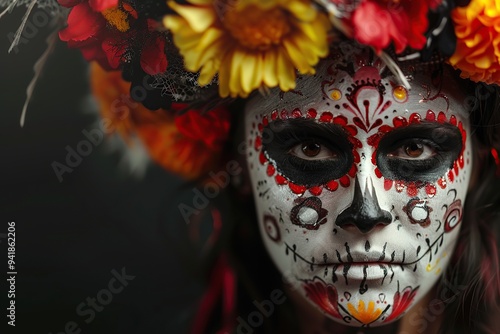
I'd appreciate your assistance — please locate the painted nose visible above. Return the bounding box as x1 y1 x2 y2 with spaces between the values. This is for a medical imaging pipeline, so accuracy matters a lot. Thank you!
335 177 392 233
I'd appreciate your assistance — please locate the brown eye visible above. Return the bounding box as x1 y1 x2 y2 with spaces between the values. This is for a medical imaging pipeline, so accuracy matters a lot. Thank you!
387 140 435 160
290 141 337 161
302 142 321 157
405 142 424 158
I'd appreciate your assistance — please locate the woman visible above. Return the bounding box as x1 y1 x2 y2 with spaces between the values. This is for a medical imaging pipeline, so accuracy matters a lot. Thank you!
229 45 500 333
4 0 500 332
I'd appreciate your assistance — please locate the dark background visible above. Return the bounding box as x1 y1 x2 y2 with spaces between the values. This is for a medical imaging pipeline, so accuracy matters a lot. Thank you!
0 7 208 334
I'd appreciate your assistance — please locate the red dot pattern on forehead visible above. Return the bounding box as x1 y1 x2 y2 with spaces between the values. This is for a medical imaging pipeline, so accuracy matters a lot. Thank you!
252 108 361 195
367 110 467 198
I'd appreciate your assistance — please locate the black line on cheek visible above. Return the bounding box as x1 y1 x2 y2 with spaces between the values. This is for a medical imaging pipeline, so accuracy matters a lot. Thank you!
426 238 432 262
448 188 458 201
258 188 270 198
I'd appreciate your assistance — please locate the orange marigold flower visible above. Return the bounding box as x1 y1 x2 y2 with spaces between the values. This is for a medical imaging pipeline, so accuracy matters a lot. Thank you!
450 0 500 84
91 62 232 180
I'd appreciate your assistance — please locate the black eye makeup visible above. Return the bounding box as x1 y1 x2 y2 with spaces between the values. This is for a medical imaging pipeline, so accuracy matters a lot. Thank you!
376 123 463 182
262 118 353 186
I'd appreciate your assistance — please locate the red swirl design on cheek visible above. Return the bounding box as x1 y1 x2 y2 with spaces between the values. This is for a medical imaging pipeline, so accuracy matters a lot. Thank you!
443 199 463 233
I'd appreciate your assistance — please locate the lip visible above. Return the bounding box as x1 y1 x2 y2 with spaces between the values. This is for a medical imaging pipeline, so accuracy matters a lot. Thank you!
328 243 416 265
333 263 400 281
338 261 402 266
284 239 443 271
334 247 405 263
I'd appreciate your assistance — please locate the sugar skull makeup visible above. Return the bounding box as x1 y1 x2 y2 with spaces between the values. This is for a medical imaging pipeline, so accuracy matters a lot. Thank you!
244 45 472 327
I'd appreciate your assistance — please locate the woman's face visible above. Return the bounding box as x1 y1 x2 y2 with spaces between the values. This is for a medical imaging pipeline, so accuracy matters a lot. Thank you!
244 46 472 327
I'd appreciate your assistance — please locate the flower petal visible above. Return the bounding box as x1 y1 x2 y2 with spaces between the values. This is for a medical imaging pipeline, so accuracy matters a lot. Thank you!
167 1 216 33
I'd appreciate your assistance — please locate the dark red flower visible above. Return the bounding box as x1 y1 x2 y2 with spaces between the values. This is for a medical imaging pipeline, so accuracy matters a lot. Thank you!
174 103 231 151
91 64 232 179
384 286 419 322
58 0 121 69
58 0 167 74
139 20 168 75
303 278 342 319
349 0 441 54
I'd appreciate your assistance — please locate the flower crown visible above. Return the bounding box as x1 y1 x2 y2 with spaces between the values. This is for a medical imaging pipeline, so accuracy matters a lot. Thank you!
4 0 499 178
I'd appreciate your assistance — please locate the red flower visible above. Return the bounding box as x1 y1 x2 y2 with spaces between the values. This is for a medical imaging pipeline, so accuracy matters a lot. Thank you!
91 63 232 180
59 0 121 69
384 286 419 322
349 0 441 54
58 0 167 74
174 103 232 152
303 278 342 319
139 20 168 75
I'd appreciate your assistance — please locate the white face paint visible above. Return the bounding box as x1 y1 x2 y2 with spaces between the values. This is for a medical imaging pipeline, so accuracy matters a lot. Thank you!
244 45 472 327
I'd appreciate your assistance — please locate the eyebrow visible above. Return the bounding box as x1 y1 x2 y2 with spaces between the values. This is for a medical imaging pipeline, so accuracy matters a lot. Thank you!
264 117 345 137
378 122 463 147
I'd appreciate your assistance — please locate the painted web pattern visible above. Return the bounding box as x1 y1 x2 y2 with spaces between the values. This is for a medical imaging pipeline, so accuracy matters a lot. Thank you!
150 41 218 103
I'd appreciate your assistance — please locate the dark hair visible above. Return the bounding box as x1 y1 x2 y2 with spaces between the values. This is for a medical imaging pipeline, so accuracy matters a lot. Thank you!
438 82 500 333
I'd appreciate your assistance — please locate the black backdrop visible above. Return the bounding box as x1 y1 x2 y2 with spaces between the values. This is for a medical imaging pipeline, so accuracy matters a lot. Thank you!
0 8 208 334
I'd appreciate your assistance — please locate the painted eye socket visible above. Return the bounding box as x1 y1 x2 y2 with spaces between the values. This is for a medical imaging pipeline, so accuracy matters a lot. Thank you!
262 119 353 186
387 140 435 160
290 141 339 160
376 124 463 183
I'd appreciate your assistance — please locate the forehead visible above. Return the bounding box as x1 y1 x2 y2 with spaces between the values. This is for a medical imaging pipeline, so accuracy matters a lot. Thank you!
245 48 470 123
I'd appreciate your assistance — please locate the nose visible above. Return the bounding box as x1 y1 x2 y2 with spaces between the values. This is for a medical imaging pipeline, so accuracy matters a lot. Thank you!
335 177 392 233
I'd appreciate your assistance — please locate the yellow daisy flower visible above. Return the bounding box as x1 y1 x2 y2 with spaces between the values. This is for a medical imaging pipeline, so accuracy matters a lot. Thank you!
163 0 331 98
